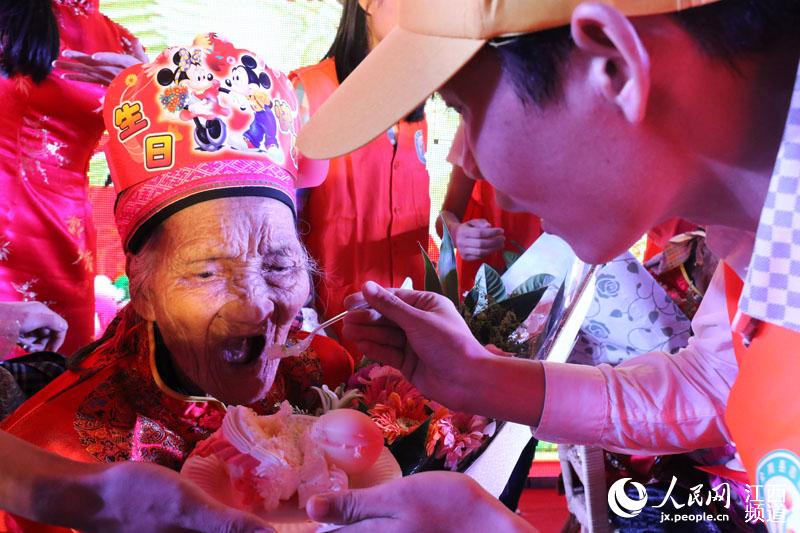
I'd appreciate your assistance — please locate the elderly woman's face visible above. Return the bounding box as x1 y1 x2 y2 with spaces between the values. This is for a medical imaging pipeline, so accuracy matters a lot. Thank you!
135 196 309 405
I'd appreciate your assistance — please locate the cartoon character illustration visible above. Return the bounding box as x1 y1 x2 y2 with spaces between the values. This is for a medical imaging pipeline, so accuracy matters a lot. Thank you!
157 48 229 151
224 55 279 152
272 98 298 166
272 99 296 136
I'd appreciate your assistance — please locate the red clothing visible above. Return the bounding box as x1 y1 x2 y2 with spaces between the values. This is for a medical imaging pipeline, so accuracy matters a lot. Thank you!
643 218 697 262
724 267 800 493
0 305 353 533
88 185 126 280
290 59 430 355
0 0 139 356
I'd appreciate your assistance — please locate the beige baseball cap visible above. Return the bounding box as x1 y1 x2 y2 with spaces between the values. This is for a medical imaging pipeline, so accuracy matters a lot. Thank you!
297 0 720 159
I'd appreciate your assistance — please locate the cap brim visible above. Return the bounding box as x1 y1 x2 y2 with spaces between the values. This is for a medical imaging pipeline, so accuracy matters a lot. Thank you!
297 27 484 160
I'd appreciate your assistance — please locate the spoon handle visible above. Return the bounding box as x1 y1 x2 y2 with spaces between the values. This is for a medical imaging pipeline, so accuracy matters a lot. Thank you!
268 302 371 360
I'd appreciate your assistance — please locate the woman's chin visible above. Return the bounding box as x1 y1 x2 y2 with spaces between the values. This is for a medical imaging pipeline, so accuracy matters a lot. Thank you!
204 358 279 405
213 378 275 405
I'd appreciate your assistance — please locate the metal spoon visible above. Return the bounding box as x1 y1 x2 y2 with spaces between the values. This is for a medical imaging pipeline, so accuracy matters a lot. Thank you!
266 302 370 360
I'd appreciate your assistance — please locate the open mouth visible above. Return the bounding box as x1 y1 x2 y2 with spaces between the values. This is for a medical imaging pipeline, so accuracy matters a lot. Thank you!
220 335 267 365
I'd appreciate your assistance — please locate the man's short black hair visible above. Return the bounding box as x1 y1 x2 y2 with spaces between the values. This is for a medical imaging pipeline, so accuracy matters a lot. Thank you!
497 0 800 107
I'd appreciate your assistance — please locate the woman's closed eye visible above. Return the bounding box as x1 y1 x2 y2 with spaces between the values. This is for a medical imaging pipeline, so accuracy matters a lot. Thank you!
263 261 299 275
186 261 223 281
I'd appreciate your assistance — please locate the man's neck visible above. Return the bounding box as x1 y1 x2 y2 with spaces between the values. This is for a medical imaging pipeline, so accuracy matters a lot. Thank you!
681 43 800 233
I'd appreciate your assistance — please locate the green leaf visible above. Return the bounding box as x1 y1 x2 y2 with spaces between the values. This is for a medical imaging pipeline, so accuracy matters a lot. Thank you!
475 264 507 304
419 243 443 295
495 286 548 322
511 273 555 296
438 216 457 280
509 240 527 254
464 286 479 314
438 217 460 305
388 418 441 476
470 272 489 314
441 269 460 307
503 250 521 269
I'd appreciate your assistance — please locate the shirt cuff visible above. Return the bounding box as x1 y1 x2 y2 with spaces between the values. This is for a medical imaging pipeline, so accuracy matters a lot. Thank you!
533 361 608 445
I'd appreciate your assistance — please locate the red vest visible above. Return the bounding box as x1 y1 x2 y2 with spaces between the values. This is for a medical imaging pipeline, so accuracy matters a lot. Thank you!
724 265 800 526
290 59 430 355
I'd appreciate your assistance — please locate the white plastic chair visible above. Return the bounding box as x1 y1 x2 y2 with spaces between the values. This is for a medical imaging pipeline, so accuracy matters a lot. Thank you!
558 444 610 533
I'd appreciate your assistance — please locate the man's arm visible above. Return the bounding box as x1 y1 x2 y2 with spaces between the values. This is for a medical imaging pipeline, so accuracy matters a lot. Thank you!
535 265 736 453
343 266 736 456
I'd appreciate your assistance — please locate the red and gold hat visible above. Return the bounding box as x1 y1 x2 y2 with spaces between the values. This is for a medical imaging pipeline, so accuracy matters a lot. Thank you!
103 33 327 252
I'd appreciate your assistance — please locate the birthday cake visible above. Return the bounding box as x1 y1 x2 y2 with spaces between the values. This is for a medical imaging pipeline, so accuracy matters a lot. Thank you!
181 402 391 517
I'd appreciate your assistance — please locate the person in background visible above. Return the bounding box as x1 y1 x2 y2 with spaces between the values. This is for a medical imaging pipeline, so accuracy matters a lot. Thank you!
0 301 67 419
290 0 431 358
0 0 146 355
439 121 543 293
0 301 67 356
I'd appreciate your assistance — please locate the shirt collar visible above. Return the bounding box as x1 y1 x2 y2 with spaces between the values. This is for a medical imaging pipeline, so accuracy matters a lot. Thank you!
738 61 800 331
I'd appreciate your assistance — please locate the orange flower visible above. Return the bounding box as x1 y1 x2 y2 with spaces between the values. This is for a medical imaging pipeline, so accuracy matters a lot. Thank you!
368 390 428 444
359 365 424 407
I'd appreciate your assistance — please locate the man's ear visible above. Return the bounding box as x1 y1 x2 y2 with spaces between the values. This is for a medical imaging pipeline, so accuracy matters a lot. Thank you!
571 2 651 123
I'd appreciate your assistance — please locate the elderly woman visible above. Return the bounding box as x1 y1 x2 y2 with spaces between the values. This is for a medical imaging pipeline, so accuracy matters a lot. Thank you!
1 35 350 532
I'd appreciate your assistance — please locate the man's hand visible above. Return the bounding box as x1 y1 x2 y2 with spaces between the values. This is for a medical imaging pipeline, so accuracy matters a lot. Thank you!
305 471 535 532
0 431 273 533
38 461 274 533
343 282 547 426
54 42 148 86
343 282 493 413
0 301 68 352
453 218 505 261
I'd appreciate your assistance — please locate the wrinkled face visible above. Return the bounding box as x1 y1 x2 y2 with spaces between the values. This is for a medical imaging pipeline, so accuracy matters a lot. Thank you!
440 47 678 264
135 196 309 405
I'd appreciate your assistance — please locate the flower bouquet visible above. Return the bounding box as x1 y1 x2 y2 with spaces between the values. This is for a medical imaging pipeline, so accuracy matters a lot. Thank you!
307 221 592 482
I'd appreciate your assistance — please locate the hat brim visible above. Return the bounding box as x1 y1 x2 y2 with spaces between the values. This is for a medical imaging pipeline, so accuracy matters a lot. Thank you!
297 27 485 160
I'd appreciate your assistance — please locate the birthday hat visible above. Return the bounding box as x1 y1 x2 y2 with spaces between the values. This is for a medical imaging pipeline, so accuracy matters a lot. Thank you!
103 32 327 252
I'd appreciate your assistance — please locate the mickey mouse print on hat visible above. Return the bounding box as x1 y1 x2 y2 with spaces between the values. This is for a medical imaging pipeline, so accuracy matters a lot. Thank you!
102 33 327 253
